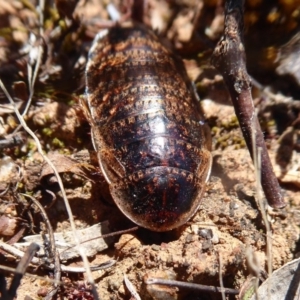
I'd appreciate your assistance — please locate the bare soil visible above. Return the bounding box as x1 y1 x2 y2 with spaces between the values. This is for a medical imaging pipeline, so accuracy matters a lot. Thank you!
0 1 299 299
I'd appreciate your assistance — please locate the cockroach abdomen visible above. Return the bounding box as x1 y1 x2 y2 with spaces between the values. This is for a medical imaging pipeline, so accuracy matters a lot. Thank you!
85 22 212 231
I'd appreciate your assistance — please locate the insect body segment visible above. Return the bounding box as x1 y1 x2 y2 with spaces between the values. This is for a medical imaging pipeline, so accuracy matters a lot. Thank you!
85 22 212 231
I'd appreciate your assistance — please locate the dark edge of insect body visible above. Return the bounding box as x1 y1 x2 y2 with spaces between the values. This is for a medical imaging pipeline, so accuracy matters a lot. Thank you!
83 21 212 232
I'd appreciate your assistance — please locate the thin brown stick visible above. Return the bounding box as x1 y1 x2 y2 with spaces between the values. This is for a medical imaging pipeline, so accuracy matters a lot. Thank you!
218 252 226 300
211 0 285 208
44 252 61 300
21 194 56 259
21 193 62 299
7 243 40 300
145 278 239 295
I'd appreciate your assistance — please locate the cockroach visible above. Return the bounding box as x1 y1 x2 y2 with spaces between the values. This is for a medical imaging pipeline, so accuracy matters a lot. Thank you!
82 21 212 231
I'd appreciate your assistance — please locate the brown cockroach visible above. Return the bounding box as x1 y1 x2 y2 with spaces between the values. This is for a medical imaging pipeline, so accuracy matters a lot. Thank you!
82 21 212 232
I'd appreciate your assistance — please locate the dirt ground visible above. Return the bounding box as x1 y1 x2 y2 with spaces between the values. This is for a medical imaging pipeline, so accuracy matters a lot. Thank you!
0 0 299 299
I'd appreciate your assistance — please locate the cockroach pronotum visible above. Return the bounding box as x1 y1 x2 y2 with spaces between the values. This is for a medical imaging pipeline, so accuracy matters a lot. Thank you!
82 21 212 231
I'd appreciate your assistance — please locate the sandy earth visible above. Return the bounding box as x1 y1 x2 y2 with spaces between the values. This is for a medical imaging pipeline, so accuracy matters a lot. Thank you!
0 0 299 299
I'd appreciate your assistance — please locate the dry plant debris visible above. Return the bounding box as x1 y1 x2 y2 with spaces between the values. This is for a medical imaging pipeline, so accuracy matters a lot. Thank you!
0 0 299 299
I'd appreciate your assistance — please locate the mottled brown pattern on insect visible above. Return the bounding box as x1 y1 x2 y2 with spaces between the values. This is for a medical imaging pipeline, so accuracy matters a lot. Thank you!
83 22 212 231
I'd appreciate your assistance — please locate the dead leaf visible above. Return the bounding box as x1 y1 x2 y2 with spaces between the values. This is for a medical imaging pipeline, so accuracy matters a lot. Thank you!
15 221 115 261
40 151 88 182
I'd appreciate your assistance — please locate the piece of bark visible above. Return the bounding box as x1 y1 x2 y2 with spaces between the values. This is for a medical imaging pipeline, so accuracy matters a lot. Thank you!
15 221 115 261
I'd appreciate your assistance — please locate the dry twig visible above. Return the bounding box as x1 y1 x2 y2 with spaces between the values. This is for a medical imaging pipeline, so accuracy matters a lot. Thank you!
218 252 226 300
6 243 40 300
124 274 141 300
211 0 285 209
145 278 239 295
21 193 62 298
